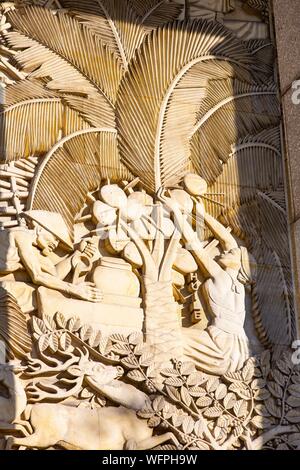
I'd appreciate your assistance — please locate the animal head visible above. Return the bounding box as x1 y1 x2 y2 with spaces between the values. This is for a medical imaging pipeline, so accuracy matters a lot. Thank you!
68 348 123 385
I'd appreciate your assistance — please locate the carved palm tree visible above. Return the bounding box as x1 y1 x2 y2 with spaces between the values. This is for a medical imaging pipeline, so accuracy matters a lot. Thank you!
0 1 292 363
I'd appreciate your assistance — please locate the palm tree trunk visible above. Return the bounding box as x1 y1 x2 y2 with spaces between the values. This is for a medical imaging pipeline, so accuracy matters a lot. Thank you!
143 277 183 364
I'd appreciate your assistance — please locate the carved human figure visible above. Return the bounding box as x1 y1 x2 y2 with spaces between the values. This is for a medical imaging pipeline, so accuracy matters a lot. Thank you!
159 186 257 375
0 210 102 313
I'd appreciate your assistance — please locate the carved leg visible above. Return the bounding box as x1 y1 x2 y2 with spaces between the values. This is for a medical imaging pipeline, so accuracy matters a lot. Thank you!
135 432 181 450
0 422 31 437
5 432 52 450
13 420 33 436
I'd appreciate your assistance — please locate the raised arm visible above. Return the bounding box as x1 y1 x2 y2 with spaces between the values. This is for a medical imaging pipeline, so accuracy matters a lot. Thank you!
158 191 223 279
204 212 238 252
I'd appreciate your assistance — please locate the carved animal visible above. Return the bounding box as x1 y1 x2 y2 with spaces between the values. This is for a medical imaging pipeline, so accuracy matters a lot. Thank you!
69 358 151 411
27 348 151 411
7 403 180 450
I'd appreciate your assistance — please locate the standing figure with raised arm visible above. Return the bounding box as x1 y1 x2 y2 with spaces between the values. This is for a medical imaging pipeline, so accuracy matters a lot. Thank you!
158 178 257 375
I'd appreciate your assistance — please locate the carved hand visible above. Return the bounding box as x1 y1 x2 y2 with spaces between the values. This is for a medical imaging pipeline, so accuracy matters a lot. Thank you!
80 239 98 259
69 282 103 303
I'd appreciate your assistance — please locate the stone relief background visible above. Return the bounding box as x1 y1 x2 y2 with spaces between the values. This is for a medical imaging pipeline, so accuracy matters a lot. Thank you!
0 0 299 451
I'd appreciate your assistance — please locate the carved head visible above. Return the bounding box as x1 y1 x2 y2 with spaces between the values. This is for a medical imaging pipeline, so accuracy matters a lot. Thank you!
21 210 73 252
218 247 257 285
218 248 241 271
35 227 59 256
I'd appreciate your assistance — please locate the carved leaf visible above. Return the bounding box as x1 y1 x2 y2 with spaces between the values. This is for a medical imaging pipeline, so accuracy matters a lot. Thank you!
272 370 286 387
203 406 223 419
91 331 102 349
197 442 210 451
264 397 282 418
172 413 186 427
121 355 139 369
30 130 130 232
32 317 49 335
117 20 256 192
48 332 59 353
8 6 122 103
254 404 271 417
194 419 205 438
80 324 94 342
67 317 81 332
286 409 300 424
288 434 300 448
112 342 132 356
251 415 273 430
166 385 181 403
127 369 145 382
190 80 279 185
80 387 93 399
268 381 283 399
214 426 222 440
196 396 213 408
148 416 161 428
224 371 244 383
59 0 144 70
276 358 292 375
182 416 194 435
43 315 56 332
205 377 220 393
164 377 184 387
288 384 300 398
181 386 192 407
242 363 255 383
215 384 227 401
188 386 206 398
55 312 67 329
253 388 271 401
223 392 237 410
38 334 50 353
140 352 155 367
128 331 143 345
161 368 180 378
186 371 208 386
138 407 155 419
286 396 300 408
233 400 248 418
251 378 267 390
229 382 252 400
153 396 166 412
59 332 72 351
291 374 300 385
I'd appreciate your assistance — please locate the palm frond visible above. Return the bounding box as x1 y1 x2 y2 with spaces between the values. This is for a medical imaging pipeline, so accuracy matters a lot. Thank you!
244 39 274 75
7 5 122 103
117 19 257 193
59 0 145 70
128 0 177 18
0 79 92 161
140 1 183 28
190 80 280 184
204 127 282 216
0 288 32 359
4 30 116 128
29 128 133 231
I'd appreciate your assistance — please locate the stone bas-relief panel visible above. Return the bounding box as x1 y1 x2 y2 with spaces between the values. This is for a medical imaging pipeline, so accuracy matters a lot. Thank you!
0 0 298 451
